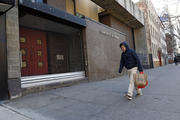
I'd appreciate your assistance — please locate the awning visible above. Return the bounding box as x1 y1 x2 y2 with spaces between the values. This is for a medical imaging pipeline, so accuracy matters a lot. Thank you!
19 0 86 28
91 0 144 28
0 0 14 15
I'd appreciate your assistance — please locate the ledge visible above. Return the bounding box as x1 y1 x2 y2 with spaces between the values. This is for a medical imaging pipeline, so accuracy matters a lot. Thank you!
91 0 144 28
19 0 86 28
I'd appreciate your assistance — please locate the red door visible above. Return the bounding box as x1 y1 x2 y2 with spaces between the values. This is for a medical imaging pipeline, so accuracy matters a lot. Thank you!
20 28 48 76
158 51 162 66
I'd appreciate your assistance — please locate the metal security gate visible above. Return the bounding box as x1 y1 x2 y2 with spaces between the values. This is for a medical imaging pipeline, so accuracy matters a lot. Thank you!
19 28 86 88
21 71 85 88
18 3 86 88
0 14 8 100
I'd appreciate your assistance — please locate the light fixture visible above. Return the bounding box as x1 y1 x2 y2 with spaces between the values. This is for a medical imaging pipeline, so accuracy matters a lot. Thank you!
0 0 14 15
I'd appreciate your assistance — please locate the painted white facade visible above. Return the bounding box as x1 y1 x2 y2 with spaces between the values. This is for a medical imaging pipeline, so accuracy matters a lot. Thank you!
146 0 161 62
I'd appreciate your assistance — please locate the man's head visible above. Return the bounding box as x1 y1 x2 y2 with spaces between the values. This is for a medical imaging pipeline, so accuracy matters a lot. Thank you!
120 42 129 53
120 45 126 52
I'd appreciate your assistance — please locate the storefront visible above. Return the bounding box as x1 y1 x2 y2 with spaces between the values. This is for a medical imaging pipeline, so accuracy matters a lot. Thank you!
18 1 86 88
4 0 146 99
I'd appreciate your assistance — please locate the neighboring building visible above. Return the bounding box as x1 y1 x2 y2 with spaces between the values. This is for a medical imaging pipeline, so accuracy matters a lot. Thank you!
167 23 180 62
165 33 174 64
136 0 163 68
161 6 180 57
160 21 168 65
160 11 179 63
0 0 145 100
96 0 150 69
172 25 180 55
0 0 15 100
160 12 175 63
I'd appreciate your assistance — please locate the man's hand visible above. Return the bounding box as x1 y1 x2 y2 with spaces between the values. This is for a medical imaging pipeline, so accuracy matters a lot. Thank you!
139 72 144 74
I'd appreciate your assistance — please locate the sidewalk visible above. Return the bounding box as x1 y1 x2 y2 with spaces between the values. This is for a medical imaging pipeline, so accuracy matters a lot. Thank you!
1 64 180 120
0 105 30 120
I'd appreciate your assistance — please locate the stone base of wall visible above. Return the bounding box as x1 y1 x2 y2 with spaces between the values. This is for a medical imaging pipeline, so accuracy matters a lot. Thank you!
8 78 22 99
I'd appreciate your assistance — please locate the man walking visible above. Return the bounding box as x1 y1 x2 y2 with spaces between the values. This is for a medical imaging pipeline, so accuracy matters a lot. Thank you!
119 42 144 100
174 56 178 65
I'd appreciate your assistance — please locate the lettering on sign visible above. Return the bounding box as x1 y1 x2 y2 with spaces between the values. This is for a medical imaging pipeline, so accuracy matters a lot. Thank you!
99 31 120 39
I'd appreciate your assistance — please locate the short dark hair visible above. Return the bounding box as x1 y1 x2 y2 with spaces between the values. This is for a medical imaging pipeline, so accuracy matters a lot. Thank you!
120 44 124 48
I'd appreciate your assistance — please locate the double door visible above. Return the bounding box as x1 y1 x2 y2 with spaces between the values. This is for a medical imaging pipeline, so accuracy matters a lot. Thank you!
20 28 48 76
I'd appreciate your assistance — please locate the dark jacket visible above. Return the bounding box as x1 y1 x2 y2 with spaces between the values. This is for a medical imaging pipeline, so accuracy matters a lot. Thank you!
119 42 143 73
174 56 178 63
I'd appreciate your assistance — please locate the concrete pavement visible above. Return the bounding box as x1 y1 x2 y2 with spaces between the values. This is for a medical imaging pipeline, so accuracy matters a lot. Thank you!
0 105 31 120
1 64 180 120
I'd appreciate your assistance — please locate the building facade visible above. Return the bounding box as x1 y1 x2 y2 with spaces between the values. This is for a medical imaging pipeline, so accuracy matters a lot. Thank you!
160 22 168 65
136 0 164 68
172 25 180 55
0 0 146 100
165 33 174 63
160 12 177 64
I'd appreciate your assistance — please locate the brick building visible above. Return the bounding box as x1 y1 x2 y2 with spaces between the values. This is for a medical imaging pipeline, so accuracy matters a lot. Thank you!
165 33 174 63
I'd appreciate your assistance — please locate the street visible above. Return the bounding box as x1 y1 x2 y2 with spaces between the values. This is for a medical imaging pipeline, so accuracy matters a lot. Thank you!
1 64 180 120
